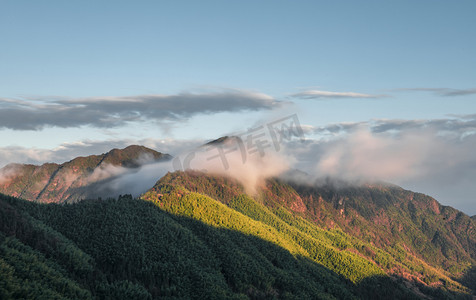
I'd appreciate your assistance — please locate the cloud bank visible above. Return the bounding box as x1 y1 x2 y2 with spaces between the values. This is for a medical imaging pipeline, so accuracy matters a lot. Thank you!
0 89 281 130
83 160 173 199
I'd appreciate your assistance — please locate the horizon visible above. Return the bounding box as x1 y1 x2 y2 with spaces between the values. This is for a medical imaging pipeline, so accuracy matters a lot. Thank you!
1 1 475 214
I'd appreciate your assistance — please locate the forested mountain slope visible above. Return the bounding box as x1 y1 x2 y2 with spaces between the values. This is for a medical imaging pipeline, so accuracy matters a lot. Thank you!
0 193 386 299
1 168 475 298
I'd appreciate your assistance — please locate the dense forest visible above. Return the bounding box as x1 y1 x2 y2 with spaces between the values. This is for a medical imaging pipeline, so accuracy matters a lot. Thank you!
1 170 475 299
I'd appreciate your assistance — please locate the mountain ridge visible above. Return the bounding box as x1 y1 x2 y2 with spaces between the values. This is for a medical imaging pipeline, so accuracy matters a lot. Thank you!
0 145 171 203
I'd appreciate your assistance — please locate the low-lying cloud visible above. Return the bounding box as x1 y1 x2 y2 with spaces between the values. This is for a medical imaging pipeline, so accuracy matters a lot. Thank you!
86 161 172 199
314 127 439 182
77 122 476 215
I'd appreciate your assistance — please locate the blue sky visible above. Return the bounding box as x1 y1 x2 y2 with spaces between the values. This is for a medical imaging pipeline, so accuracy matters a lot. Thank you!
1 1 476 213
2 1 475 98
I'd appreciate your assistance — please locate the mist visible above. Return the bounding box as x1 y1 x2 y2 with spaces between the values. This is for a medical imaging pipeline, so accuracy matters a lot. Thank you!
89 161 172 198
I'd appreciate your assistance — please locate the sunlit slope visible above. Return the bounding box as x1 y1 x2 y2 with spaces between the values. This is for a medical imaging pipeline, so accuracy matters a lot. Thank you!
145 171 473 296
142 183 383 284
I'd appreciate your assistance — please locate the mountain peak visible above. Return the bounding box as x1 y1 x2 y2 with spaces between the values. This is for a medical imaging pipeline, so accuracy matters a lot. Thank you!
204 136 242 146
100 145 172 168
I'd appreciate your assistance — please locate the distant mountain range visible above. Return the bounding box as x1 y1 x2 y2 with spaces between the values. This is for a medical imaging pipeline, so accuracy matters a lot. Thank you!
0 144 475 299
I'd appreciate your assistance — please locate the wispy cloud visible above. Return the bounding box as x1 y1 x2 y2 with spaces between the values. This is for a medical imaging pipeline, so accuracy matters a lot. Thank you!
0 89 282 130
290 89 387 99
396 88 476 97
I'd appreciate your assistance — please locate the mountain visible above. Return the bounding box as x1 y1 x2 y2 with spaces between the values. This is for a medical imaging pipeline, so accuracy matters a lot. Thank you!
1 147 475 298
0 145 171 203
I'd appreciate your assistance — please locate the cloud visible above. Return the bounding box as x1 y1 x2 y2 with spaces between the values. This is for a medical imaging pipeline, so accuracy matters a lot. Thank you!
396 88 476 97
290 89 387 99
95 160 172 198
0 89 281 130
314 128 435 182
